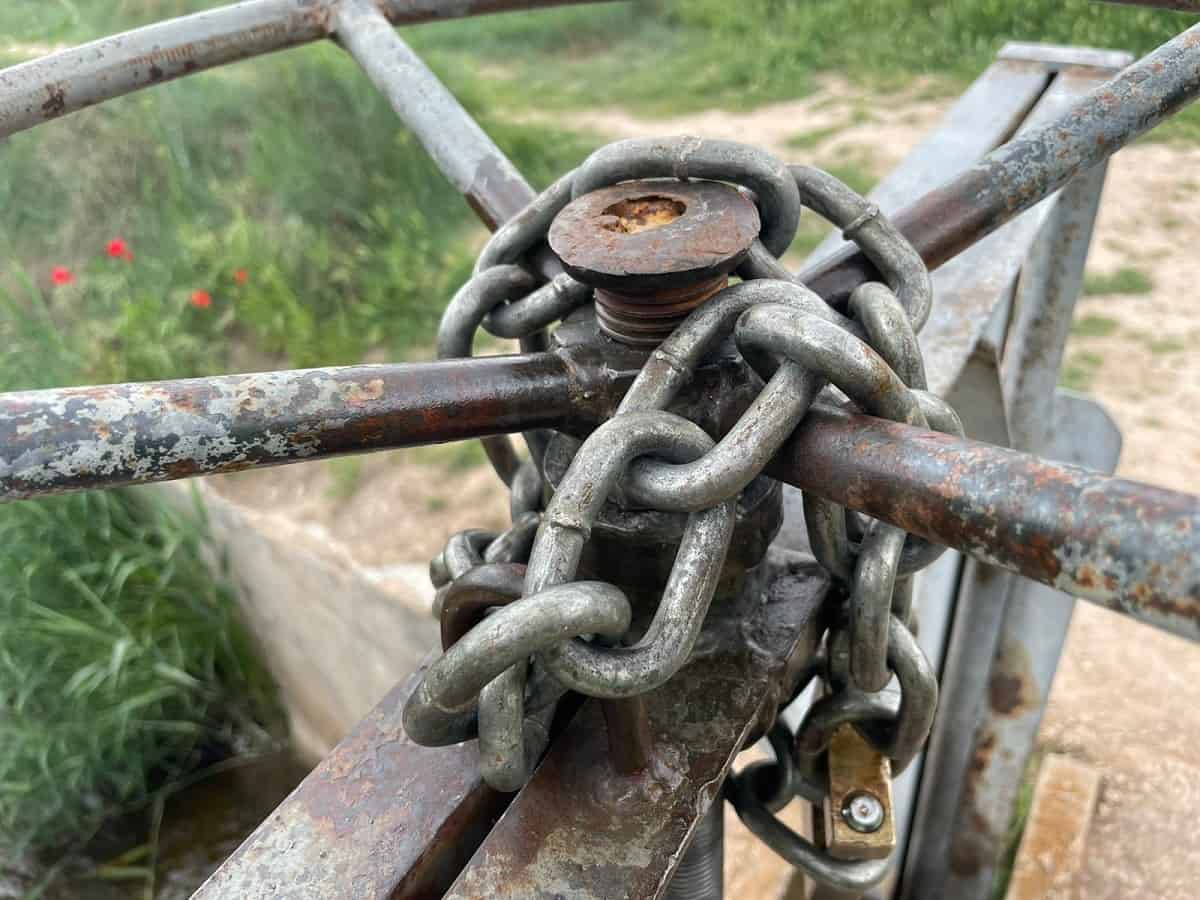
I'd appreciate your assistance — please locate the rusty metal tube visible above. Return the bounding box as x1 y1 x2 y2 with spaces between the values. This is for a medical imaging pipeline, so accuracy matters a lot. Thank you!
4 356 1197 643
0 0 620 140
767 406 1200 643
0 353 584 500
1097 0 1200 10
337 0 538 231
801 21 1200 306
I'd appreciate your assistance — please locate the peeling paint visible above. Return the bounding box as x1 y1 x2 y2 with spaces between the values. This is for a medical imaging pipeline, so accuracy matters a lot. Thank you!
0 355 590 499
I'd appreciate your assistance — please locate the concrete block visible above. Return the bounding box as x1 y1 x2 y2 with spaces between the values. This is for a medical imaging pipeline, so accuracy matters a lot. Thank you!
1005 754 1102 900
147 479 438 762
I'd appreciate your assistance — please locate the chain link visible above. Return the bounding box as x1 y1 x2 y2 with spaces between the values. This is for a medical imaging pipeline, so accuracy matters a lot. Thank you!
407 136 959 889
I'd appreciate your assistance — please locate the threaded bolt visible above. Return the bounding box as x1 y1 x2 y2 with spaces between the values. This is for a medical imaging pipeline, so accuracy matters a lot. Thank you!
664 801 724 900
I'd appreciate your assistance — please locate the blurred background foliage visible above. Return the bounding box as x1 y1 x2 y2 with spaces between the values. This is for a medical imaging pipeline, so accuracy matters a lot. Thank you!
1 0 1194 386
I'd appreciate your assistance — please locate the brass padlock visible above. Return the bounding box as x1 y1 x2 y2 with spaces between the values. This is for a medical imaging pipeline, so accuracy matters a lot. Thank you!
822 723 895 861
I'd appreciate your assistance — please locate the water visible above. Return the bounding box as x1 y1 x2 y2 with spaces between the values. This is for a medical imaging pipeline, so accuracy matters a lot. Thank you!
10 751 310 900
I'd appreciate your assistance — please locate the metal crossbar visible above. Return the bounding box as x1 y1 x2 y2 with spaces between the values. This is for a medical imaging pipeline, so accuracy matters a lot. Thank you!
2 2 1200 898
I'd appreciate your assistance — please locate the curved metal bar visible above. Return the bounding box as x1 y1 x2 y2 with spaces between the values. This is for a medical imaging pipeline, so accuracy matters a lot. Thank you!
795 618 935 774
475 171 577 273
402 580 630 746
478 664 532 792
617 280 832 513
525 411 716 591
849 282 928 390
539 494 734 696
849 522 908 693
0 354 585 501
736 304 926 428
0 0 619 141
484 273 592 339
438 265 541 484
800 22 1200 307
728 771 892 891
438 561 526 650
767 406 1200 643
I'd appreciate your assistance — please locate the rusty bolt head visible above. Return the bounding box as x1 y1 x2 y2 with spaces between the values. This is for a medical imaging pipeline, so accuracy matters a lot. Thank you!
547 179 761 295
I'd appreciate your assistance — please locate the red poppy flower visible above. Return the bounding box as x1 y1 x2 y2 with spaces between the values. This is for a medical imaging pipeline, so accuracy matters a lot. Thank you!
189 290 213 309
51 266 74 286
234 269 248 285
106 238 134 261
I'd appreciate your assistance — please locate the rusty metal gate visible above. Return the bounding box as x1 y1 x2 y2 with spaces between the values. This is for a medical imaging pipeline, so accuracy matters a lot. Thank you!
2 1 1199 898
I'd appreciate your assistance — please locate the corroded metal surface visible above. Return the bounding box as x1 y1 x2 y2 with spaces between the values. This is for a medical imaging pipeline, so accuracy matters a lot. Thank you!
444 553 830 900
548 180 760 292
914 65 1112 399
801 22 1200 307
0 352 619 500
194 659 509 900
336 0 542 233
0 0 619 140
768 406 1200 641
5 357 1197 645
1099 0 1200 9
549 179 760 345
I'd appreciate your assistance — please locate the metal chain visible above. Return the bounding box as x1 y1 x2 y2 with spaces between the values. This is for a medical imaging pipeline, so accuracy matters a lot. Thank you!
437 172 593 488
406 136 959 889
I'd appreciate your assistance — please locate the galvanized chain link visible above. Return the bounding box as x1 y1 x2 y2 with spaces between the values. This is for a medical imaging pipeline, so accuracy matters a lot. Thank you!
437 176 593 488
407 137 959 889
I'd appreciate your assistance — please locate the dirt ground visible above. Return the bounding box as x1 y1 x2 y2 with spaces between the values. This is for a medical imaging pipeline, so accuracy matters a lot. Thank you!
211 78 1200 898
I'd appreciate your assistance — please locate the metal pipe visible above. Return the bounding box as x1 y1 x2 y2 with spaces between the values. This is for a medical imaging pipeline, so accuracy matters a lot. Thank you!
664 802 725 900
335 0 538 231
800 22 1200 306
334 0 564 475
925 158 1114 900
4 364 1197 642
0 0 619 140
767 406 1200 642
0 353 588 500
1097 0 1200 10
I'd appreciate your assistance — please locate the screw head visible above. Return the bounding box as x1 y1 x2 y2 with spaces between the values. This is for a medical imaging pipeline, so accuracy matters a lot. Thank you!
841 790 885 833
547 179 760 295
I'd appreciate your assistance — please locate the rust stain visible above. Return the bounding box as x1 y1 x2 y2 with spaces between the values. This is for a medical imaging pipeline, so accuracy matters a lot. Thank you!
1076 564 1099 590
345 378 386 407
948 731 998 877
988 640 1037 717
41 84 66 117
163 459 201 479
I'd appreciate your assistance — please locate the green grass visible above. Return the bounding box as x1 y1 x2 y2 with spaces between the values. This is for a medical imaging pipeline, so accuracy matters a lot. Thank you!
991 751 1043 900
326 457 366 502
409 0 1193 115
1082 267 1155 297
1145 336 1186 355
1 11 596 386
0 236 277 866
1060 350 1104 392
0 487 279 854
785 126 841 151
0 0 1191 390
1071 314 1120 338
